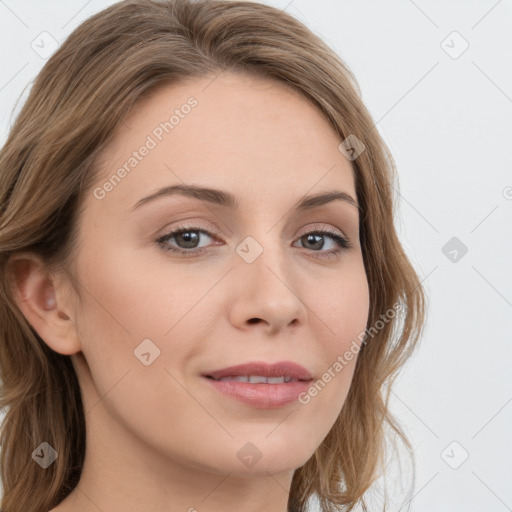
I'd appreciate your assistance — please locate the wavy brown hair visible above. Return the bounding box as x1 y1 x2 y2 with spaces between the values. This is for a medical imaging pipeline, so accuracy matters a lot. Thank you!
0 0 426 510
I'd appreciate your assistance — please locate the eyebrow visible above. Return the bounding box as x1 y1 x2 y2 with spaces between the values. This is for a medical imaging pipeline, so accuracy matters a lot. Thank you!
129 184 360 212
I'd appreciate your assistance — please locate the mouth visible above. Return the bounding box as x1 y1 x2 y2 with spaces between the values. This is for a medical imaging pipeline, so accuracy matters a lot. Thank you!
201 360 314 382
203 375 309 383
200 361 314 408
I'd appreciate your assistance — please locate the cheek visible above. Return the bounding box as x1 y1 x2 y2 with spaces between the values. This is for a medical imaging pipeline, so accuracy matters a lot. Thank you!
297 259 369 421
312 257 370 346
71 240 220 407
74 238 200 343
71 248 212 452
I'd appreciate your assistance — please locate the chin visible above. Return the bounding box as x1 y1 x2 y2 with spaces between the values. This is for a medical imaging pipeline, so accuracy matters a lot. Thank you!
225 435 316 476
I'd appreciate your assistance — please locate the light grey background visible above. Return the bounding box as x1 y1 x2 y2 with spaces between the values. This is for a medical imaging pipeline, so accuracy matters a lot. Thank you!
1 1 511 510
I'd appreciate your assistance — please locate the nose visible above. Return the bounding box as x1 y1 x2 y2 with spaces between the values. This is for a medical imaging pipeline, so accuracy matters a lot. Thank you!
227 244 308 336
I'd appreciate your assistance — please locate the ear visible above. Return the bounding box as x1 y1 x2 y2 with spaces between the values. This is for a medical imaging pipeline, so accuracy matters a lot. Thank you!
7 252 82 355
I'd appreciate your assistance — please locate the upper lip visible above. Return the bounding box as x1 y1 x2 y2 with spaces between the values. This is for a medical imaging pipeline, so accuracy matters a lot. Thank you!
202 361 314 381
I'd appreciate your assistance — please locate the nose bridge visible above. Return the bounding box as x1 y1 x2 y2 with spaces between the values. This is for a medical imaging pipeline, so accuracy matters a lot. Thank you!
237 229 290 294
229 228 307 333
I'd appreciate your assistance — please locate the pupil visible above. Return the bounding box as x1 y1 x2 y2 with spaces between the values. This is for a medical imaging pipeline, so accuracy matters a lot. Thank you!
178 231 199 248
305 234 323 250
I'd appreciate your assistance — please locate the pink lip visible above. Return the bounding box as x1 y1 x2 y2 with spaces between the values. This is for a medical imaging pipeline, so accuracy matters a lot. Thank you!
201 361 314 409
202 361 313 381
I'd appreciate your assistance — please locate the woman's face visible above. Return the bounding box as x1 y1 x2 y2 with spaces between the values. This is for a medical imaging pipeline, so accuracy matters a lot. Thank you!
66 71 370 478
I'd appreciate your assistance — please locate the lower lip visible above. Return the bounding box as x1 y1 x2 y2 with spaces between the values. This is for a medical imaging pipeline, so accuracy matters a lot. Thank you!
202 377 313 409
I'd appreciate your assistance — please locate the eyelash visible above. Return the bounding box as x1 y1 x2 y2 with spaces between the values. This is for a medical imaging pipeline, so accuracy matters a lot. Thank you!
155 224 352 261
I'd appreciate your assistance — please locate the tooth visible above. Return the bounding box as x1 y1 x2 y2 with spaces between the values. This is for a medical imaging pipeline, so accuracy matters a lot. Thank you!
218 376 249 382
267 377 285 384
215 375 295 383
248 375 268 384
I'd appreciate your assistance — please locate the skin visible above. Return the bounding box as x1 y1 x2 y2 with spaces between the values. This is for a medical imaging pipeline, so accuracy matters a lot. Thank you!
10 71 369 512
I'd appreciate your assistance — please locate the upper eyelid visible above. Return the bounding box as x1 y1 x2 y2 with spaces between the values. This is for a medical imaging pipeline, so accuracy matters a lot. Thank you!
158 223 350 244
153 209 359 239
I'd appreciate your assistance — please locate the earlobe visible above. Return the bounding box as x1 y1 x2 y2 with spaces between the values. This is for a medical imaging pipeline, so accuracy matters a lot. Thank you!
7 253 81 355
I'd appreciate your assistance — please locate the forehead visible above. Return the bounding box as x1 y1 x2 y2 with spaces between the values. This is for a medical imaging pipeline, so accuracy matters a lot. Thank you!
90 71 356 215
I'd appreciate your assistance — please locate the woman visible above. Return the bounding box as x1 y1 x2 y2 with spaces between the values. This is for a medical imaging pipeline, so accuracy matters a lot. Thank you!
0 1 426 511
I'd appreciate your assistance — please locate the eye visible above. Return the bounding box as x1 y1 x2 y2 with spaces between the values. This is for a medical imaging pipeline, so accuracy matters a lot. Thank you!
293 226 352 260
156 225 216 256
156 224 352 260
